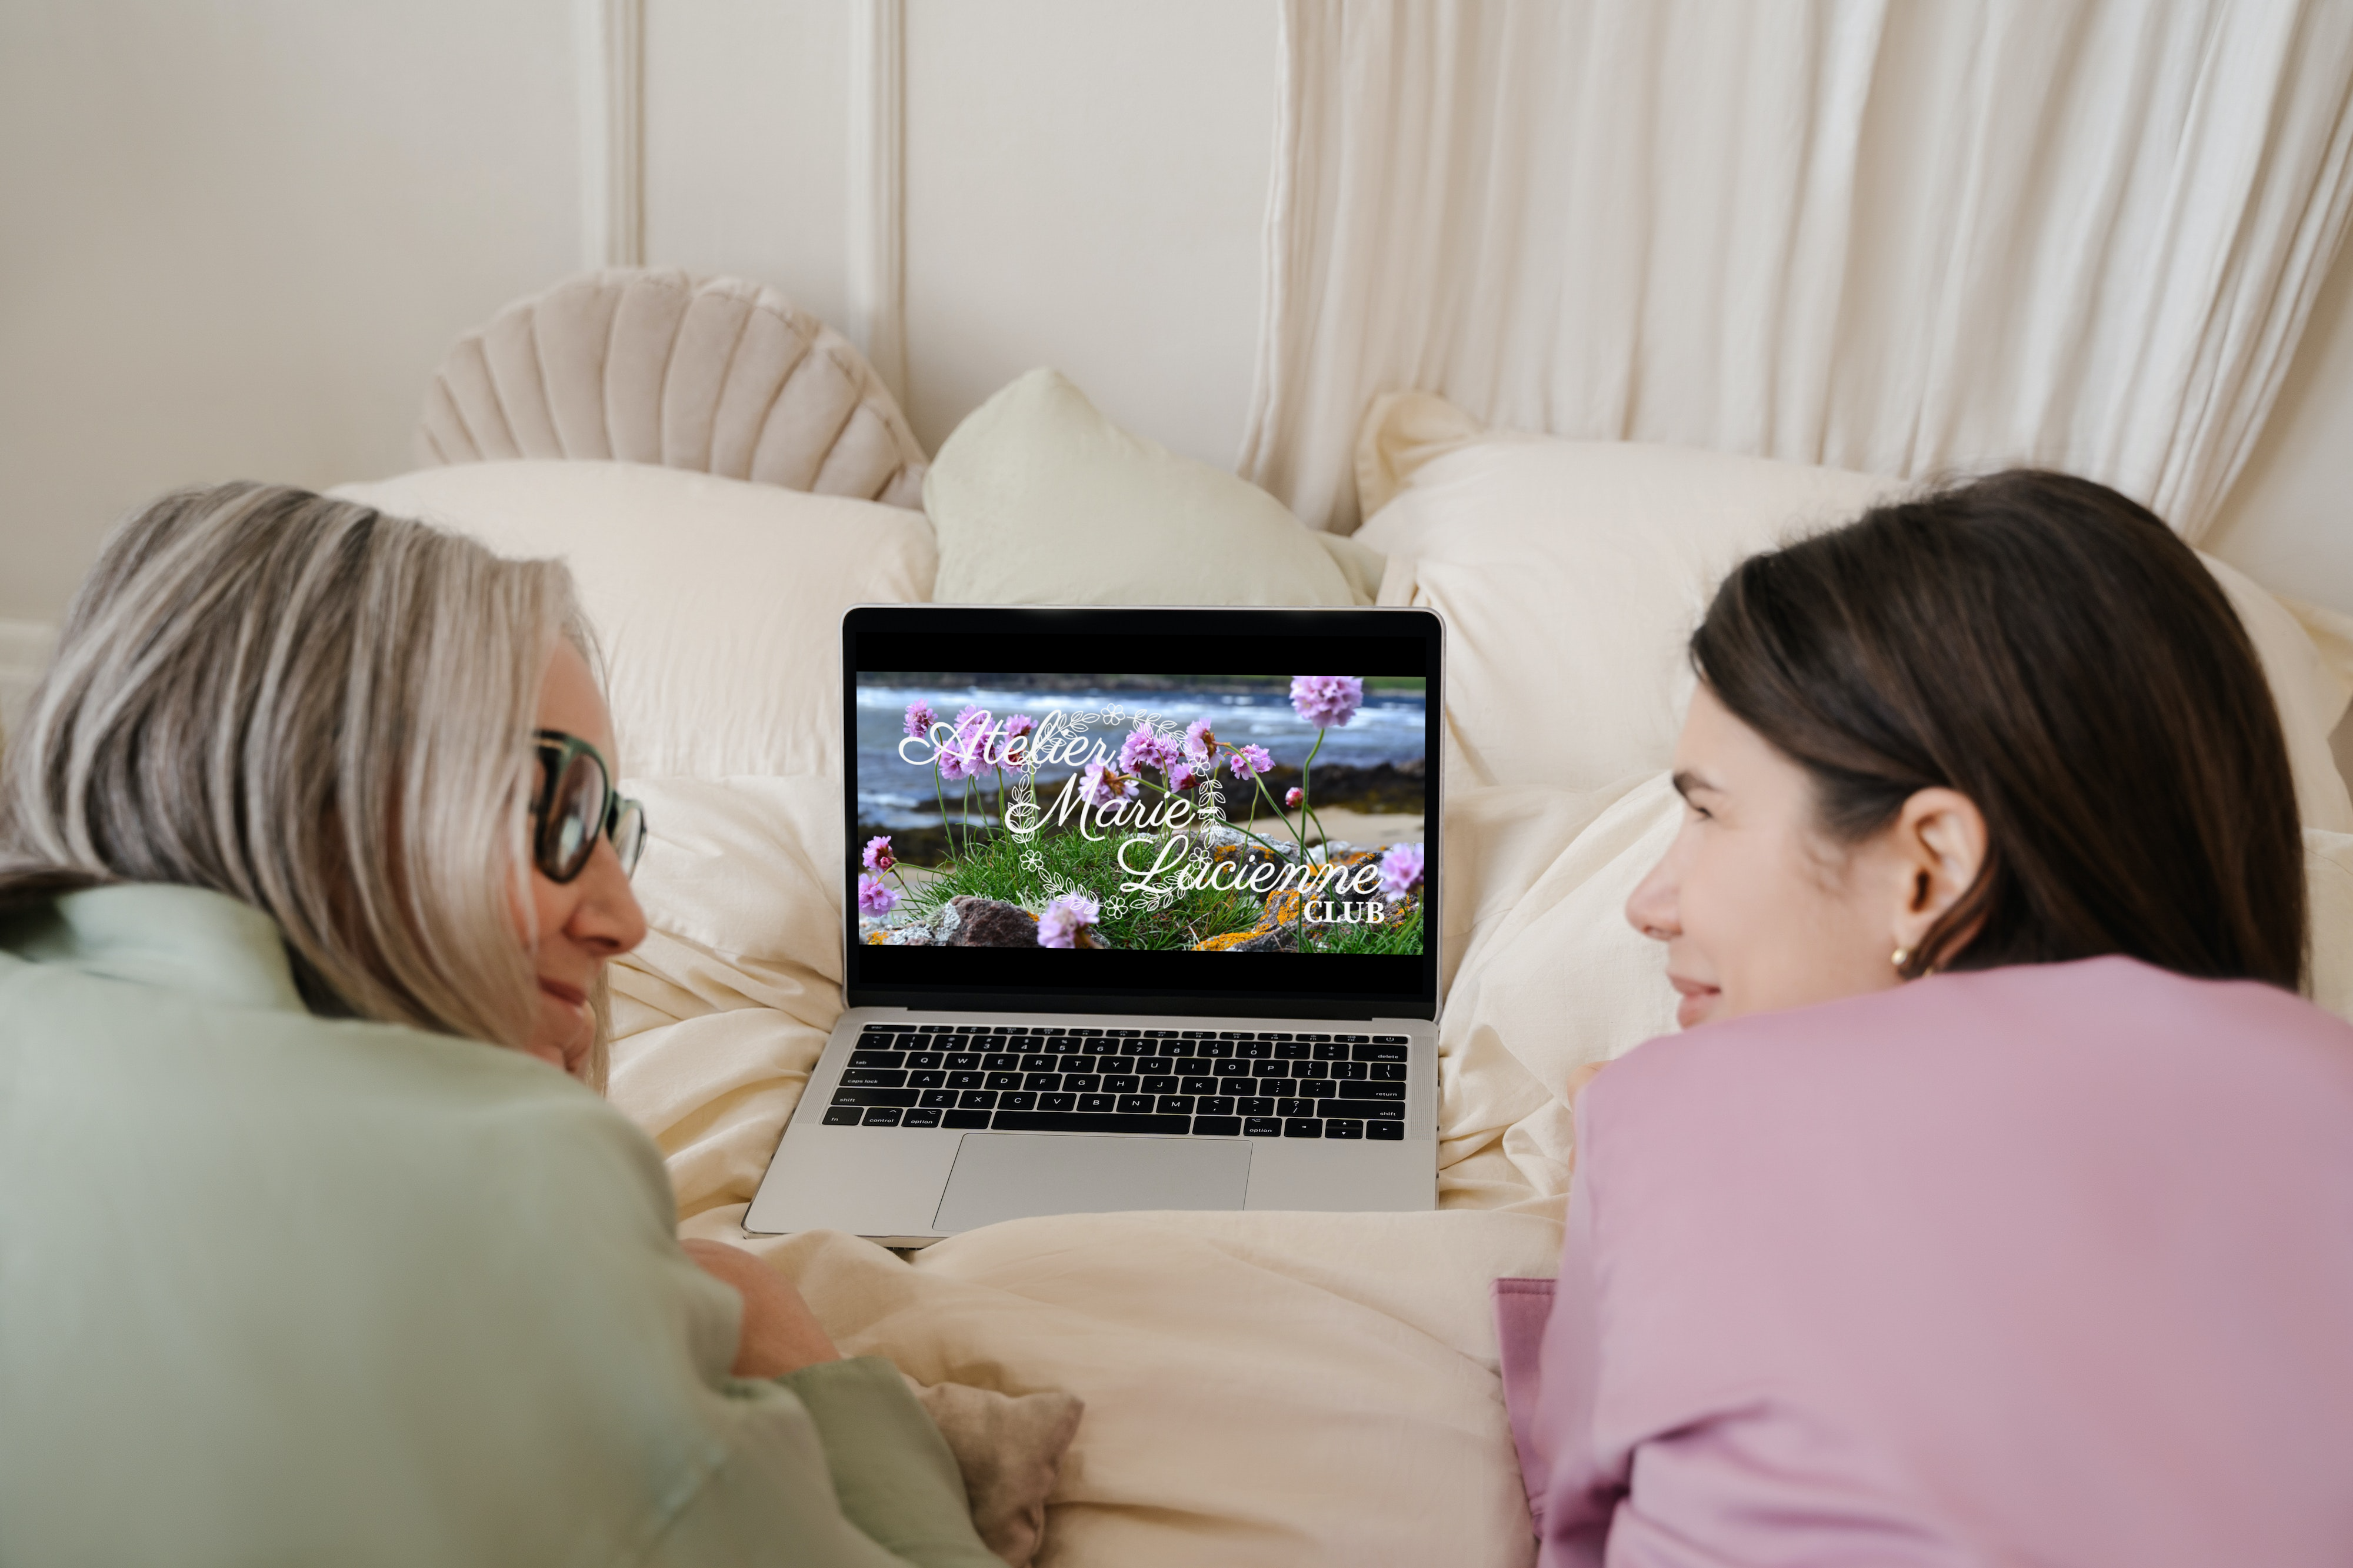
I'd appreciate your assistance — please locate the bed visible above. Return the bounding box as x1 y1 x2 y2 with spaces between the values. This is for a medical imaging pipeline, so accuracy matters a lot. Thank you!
335 271 2353 1568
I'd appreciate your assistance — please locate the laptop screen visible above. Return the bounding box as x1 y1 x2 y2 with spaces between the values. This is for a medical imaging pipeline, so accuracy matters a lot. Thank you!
842 606 1442 1018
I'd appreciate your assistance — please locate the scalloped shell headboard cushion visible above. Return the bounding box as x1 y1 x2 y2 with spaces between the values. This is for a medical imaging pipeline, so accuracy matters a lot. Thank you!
415 269 928 511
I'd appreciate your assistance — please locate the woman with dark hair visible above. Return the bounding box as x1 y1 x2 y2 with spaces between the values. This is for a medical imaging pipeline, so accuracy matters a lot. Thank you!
1507 471 2353 1566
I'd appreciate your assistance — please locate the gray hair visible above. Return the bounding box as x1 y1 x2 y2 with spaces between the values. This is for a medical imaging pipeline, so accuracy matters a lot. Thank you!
0 482 588 1056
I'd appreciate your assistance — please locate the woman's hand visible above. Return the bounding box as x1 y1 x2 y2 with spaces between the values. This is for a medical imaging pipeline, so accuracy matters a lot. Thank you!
680 1239 842 1379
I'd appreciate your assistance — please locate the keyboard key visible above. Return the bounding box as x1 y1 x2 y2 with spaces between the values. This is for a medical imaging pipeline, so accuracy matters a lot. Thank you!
999 1091 1039 1111
1181 1076 1219 1095
1301 1080 1337 1099
1373 1035 1411 1044
876 1023 918 1033
1116 1094 1155 1114
1192 1115 1243 1136
1239 1096 1278 1116
862 1106 905 1126
821 1106 862 1125
848 1050 906 1069
958 1090 999 1109
1218 1030 1248 1039
1290 1061 1328 1080
1197 1095 1235 1115
1244 1116 1284 1137
1284 1117 1324 1138
1360 1083 1407 1101
1278 1098 1314 1119
1328 1099 1405 1120
1063 1073 1102 1093
1252 1061 1289 1079
1041 1092 1077 1111
1103 1075 1141 1094
909 1070 946 1087
1020 1055 1058 1073
1372 1062 1408 1080
1311 1042 1349 1062
1078 1093 1115 1113
1146 1029 1179 1037
919 1089 961 1109
946 1071 984 1090
947 1052 982 1070
839 1069 908 1087
1274 1042 1310 1060
1334 1033 1369 1042
1297 1033 1331 1042
991 1110 1189 1135
1368 1122 1405 1141
1047 1038 1084 1055
1099 1057 1136 1073
902 1107 943 1127
1323 1118 1364 1139
906 1052 944 1070
918 1023 955 1033
945 1109 992 1129
1110 1028 1141 1037
1237 1040 1272 1059
985 1072 1022 1090
831 1087 919 1107
1198 1040 1234 1059
1156 1095 1196 1115
1074 1027 1104 1036
984 1053 1021 1072
1354 1042 1409 1063
1221 1077 1258 1097
1331 1062 1368 1081
1024 1072 1063 1090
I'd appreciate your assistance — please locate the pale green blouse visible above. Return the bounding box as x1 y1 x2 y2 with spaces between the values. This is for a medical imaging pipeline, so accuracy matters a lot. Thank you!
0 885 998 1568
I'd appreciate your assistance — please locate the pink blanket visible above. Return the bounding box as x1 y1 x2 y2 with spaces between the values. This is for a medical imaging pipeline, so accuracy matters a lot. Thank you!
1499 956 2353 1566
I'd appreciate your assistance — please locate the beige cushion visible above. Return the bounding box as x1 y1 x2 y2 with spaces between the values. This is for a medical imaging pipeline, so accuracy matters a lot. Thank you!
416 271 928 511
924 369 1367 606
1357 417 2353 833
329 462 936 780
907 1377 1083 1568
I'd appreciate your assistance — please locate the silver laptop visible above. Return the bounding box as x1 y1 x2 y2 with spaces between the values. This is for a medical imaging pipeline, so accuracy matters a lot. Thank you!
744 605 1444 1245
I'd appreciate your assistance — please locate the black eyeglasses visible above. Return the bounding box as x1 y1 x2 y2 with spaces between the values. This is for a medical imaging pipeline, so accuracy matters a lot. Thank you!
530 729 646 883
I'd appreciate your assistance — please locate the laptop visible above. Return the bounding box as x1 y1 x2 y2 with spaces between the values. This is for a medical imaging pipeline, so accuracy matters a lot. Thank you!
743 605 1444 1245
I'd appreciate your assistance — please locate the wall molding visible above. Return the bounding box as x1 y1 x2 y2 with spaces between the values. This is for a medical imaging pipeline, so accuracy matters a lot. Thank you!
847 0 908 404
576 0 645 271
0 619 56 743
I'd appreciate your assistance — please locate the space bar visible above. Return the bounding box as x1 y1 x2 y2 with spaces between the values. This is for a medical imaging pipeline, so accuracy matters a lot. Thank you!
990 1111 1192 1135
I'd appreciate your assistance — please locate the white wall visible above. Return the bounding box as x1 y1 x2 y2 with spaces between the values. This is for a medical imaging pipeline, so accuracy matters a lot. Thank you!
0 0 583 627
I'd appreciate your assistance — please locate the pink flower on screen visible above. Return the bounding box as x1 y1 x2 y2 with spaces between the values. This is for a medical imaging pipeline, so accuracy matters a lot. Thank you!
1377 843 1425 900
1167 761 1201 792
1184 718 1218 761
1289 676 1364 729
1081 760 1138 807
1118 722 1178 777
954 704 985 726
904 700 938 740
1284 787 1304 808
862 835 894 872
998 713 1037 765
857 873 899 916
1037 892 1100 949
1005 714 1036 738
1227 744 1275 779
938 710 992 779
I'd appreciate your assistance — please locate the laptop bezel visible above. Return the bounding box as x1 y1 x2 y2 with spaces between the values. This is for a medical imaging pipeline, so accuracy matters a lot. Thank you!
839 604 1443 1020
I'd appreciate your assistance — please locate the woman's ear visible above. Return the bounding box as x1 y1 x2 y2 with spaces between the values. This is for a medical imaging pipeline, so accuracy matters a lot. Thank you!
1887 787 1988 959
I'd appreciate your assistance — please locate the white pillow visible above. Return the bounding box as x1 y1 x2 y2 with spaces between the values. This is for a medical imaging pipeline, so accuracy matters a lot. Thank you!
924 368 1364 606
1358 431 2353 832
331 461 936 779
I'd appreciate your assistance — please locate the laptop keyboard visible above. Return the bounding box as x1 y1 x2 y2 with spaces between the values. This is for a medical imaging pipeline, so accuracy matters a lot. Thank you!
818 1025 1413 1142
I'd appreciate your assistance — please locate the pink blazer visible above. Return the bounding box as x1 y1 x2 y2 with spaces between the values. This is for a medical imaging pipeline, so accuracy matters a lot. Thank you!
1501 957 2353 1566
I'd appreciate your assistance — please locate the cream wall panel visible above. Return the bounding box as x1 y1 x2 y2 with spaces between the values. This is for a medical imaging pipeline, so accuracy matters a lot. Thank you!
641 0 852 333
0 0 582 623
899 0 1278 466
2209 237 2353 618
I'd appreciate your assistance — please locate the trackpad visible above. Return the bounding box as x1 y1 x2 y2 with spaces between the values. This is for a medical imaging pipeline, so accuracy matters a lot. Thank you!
933 1134 1252 1232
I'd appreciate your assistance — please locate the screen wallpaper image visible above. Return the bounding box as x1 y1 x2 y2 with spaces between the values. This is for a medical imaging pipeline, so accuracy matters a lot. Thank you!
854 672 1428 958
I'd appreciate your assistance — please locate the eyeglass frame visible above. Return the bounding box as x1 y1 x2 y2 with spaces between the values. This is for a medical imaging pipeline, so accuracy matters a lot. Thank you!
529 728 646 883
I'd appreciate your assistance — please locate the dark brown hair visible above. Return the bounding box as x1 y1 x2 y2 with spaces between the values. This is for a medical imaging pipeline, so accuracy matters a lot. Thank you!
1691 469 2307 990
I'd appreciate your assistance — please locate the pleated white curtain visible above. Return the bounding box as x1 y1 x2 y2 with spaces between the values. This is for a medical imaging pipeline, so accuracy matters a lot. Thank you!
1241 0 2353 539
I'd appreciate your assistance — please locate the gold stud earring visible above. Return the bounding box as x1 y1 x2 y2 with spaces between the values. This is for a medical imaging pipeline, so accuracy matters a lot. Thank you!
1891 946 1912 970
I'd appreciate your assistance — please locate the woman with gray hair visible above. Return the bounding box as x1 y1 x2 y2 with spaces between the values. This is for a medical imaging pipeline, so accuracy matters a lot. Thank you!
0 483 998 1567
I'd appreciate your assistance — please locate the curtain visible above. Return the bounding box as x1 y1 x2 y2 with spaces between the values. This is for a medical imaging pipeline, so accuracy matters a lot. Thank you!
1240 0 2353 539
